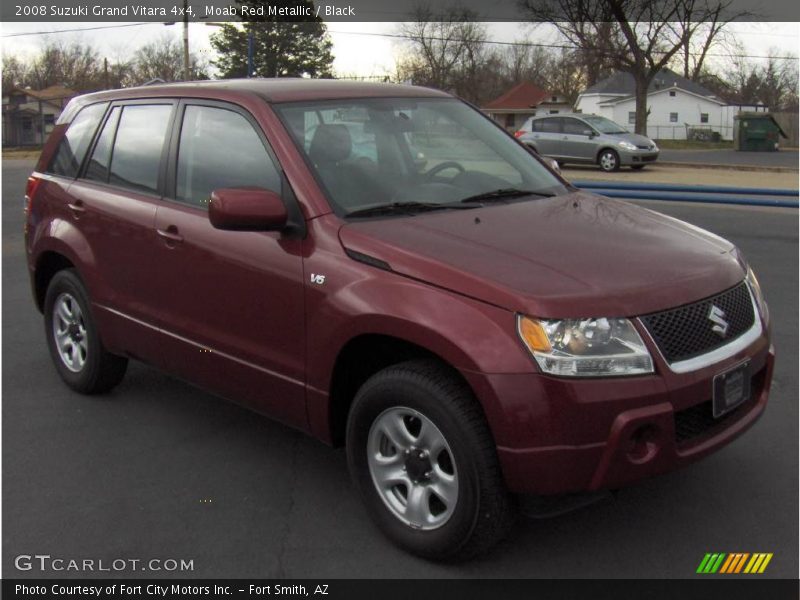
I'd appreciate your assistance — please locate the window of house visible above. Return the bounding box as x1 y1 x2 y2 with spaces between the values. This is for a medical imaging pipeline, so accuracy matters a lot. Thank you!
628 112 636 124
108 104 172 194
43 114 55 126
700 113 709 123
669 90 676 97
548 109 559 114
551 96 558 102
670 112 679 123
175 105 281 208
48 102 108 178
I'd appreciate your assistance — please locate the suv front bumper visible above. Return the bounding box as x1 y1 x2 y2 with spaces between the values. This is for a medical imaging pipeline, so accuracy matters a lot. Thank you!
462 332 773 495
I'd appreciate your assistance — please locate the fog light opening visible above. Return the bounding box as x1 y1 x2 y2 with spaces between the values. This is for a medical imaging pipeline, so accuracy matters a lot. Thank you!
626 424 659 464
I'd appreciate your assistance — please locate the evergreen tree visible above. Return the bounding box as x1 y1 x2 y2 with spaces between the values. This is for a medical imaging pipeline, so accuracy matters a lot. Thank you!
211 0 334 78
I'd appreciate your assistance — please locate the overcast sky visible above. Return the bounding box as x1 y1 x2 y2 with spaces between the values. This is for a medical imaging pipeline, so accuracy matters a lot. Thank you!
1 21 798 79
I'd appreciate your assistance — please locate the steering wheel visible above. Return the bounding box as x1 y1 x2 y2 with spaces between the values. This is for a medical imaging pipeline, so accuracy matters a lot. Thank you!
424 161 466 181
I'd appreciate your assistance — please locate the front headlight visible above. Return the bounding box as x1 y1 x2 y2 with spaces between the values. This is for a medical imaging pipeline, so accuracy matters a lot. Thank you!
745 266 769 325
517 315 654 377
652 142 659 152
618 140 637 151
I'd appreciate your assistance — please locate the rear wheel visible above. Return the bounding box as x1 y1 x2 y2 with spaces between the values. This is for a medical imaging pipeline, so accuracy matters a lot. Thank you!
598 149 620 172
346 360 514 561
44 269 128 394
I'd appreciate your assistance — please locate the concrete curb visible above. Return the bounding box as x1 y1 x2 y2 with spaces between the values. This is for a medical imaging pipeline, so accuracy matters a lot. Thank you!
656 161 798 173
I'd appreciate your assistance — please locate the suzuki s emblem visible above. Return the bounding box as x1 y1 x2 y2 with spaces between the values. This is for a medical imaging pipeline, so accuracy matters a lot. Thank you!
708 305 729 337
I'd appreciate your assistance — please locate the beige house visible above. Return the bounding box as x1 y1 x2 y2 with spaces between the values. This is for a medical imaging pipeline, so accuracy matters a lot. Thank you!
2 85 77 147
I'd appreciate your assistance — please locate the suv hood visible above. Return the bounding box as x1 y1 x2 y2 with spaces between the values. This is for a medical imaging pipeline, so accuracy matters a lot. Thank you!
338 192 745 318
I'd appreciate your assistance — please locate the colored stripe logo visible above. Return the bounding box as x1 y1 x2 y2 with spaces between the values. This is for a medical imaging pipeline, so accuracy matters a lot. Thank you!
697 553 773 574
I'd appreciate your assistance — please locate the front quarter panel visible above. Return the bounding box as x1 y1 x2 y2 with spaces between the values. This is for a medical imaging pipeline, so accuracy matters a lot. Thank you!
303 215 535 440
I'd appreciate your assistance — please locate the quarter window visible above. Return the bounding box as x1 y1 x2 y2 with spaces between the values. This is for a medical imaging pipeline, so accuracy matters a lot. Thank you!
48 102 108 177
85 107 121 183
109 105 172 194
175 105 281 208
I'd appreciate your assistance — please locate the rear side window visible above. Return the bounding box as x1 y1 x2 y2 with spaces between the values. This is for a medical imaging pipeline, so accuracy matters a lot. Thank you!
175 105 281 208
48 102 108 177
109 105 172 194
538 118 561 133
85 107 121 183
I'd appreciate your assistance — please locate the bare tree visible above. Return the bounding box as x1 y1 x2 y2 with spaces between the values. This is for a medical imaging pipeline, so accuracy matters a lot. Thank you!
397 4 487 97
131 35 208 84
26 39 103 91
519 0 749 134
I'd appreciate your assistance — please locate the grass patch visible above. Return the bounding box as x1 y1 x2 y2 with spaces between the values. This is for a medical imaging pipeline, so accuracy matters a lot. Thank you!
655 139 733 150
3 147 42 159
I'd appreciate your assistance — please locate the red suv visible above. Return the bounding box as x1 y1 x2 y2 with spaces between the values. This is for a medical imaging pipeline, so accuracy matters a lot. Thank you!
25 80 773 560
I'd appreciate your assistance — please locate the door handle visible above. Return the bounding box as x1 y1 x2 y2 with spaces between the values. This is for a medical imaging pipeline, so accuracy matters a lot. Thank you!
156 226 183 245
67 201 85 216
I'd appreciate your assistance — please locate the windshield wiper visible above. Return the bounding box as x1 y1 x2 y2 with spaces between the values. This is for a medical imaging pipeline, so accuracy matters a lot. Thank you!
345 201 480 219
458 188 556 204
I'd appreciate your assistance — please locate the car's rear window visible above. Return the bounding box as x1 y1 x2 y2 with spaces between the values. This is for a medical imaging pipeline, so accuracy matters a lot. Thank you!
48 102 108 178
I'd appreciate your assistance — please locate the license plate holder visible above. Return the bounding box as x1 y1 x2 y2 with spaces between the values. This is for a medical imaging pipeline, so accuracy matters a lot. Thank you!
712 361 751 418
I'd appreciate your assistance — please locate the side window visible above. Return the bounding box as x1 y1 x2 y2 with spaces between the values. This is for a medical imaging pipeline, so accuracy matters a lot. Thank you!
48 102 108 177
530 120 541 132
85 107 121 183
175 105 281 208
562 118 587 135
109 104 172 194
539 118 560 133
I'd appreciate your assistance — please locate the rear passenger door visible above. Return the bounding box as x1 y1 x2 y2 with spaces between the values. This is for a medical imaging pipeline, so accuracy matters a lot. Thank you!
150 100 307 429
530 118 562 157
560 117 595 162
64 100 176 361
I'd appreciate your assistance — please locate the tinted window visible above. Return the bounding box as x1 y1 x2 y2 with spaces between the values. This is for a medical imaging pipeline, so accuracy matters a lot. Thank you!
538 118 560 133
85 107 120 183
49 102 107 177
109 105 172 194
562 118 588 135
176 105 281 208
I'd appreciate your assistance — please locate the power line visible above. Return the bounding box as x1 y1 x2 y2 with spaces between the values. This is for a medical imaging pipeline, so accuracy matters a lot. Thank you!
1 22 154 38
326 28 798 61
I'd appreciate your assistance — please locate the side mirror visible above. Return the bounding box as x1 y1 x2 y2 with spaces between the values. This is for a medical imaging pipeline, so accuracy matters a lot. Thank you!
546 158 561 173
209 188 288 232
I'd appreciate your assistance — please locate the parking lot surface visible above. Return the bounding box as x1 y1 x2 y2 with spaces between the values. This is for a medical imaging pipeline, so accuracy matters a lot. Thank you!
2 158 797 578
658 148 798 169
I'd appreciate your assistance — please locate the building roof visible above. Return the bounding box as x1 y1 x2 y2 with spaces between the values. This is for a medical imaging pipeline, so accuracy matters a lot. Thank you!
597 86 726 107
19 85 78 101
483 81 549 111
582 69 716 98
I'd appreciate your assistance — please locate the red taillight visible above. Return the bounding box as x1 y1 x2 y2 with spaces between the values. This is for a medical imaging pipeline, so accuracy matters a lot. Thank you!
514 130 525 138
25 175 41 215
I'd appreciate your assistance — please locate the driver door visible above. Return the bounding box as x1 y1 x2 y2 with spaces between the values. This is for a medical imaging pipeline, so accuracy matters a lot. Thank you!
149 100 307 429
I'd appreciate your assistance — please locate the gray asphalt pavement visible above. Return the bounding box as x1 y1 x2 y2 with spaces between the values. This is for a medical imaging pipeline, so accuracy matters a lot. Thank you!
2 158 798 578
659 148 798 169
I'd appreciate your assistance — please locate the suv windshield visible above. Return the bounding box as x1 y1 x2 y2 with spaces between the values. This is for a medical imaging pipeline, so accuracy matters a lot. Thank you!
581 116 628 135
275 98 568 216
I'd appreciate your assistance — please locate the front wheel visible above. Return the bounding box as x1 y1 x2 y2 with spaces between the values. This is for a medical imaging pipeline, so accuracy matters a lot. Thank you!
346 360 514 561
598 149 620 172
44 269 128 394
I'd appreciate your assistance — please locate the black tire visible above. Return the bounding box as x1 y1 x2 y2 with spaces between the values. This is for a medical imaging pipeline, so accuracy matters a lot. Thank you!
631 164 646 170
346 359 514 561
598 149 620 172
44 269 128 394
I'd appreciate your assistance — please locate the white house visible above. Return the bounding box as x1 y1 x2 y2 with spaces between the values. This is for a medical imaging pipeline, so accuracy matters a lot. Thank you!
575 69 764 140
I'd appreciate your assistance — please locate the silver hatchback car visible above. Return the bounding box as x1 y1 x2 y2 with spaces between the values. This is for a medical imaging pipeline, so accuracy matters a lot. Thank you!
517 114 659 172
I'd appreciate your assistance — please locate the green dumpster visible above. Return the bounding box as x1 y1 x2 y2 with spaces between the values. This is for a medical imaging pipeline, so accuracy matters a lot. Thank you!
734 113 787 152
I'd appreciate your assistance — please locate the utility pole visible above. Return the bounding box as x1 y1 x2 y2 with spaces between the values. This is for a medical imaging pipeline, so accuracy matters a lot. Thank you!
182 0 190 81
